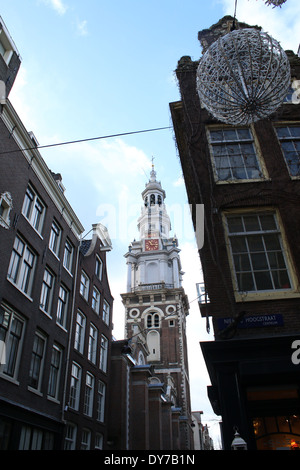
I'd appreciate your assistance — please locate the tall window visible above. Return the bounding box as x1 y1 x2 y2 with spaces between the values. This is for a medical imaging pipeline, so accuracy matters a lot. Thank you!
74 311 86 354
29 331 46 391
99 335 108 373
226 212 292 293
95 256 103 280
208 128 263 181
80 271 89 301
0 304 25 379
7 236 36 297
147 312 160 328
63 239 74 273
19 426 54 450
0 191 13 229
64 423 77 450
97 380 106 422
275 125 300 177
102 300 110 325
95 433 103 450
69 362 81 410
40 269 55 316
88 324 98 364
22 185 45 234
83 373 95 417
91 287 100 314
81 429 91 450
49 220 61 257
56 285 68 329
48 344 62 400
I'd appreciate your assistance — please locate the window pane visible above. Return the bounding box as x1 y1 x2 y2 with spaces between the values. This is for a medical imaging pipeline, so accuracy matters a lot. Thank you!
209 130 223 141
271 270 291 289
260 214 276 231
230 237 248 253
263 234 281 251
223 129 238 140
276 127 290 138
243 215 260 232
251 253 269 271
237 272 255 291
290 126 300 137
237 129 251 140
247 235 264 252
254 271 273 290
233 253 251 271
227 217 244 233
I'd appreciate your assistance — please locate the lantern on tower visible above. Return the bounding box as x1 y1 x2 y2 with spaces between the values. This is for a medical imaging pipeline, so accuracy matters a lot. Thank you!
196 28 291 125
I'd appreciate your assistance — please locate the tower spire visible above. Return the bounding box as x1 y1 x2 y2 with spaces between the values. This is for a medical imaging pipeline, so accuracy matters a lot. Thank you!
150 156 156 182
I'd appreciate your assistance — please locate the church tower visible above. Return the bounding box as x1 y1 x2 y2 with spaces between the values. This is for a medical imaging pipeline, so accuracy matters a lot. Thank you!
121 164 193 449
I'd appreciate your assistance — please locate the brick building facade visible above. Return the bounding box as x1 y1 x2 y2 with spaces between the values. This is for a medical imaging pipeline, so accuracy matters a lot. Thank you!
0 17 114 450
170 16 300 450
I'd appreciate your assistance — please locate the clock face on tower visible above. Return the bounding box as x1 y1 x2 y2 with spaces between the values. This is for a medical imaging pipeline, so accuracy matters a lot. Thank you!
145 239 159 251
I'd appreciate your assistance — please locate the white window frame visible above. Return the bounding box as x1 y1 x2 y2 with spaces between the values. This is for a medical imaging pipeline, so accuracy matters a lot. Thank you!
274 124 300 178
81 429 91 450
88 323 98 364
83 372 95 417
0 191 13 229
0 304 25 381
207 126 266 183
7 235 36 298
49 220 61 257
91 286 100 315
47 343 63 400
146 312 160 328
56 284 68 329
95 433 103 450
102 299 110 325
69 362 82 410
97 380 106 423
224 209 299 302
28 330 47 392
64 423 77 450
40 268 55 316
95 256 103 280
22 185 45 235
74 310 86 354
79 271 89 302
63 238 74 273
99 335 108 373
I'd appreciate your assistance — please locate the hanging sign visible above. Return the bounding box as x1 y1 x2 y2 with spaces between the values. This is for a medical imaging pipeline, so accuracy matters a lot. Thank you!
218 314 284 330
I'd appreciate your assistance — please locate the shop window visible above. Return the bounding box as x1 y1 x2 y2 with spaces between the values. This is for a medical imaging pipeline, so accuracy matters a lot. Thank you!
253 415 300 450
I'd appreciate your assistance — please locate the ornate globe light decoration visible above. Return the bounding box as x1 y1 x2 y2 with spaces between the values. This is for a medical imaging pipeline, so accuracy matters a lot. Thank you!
264 0 287 7
196 28 291 125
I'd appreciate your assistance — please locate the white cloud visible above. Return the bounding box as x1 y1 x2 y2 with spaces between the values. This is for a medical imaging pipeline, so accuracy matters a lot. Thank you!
219 0 300 51
77 19 88 36
173 175 184 187
40 0 68 16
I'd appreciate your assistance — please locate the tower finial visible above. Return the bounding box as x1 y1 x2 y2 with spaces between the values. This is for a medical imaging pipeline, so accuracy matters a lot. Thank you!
150 156 156 182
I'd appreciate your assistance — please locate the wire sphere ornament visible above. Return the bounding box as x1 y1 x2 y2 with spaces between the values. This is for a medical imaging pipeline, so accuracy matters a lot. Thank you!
196 28 291 125
264 0 287 7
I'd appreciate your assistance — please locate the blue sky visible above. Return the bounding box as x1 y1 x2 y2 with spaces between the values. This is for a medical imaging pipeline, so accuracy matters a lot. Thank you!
2 0 300 448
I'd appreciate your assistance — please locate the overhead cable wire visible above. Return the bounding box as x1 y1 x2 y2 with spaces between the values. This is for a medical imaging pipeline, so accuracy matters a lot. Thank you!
0 125 172 155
